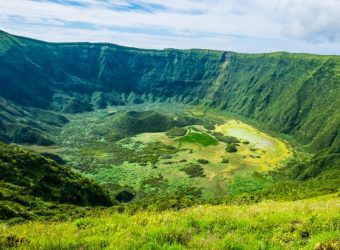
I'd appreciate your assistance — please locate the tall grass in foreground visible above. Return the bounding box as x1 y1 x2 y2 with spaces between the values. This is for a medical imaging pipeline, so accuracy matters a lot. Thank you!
1 194 339 249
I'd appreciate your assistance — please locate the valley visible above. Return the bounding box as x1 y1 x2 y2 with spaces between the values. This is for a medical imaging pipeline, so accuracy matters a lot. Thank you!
26 103 292 202
0 31 339 249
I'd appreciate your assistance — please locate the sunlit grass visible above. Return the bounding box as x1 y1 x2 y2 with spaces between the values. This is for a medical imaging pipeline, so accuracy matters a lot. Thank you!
1 194 339 249
178 129 218 146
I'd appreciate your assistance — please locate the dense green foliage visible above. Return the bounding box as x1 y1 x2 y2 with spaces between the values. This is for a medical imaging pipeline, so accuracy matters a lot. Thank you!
0 143 112 220
213 132 240 144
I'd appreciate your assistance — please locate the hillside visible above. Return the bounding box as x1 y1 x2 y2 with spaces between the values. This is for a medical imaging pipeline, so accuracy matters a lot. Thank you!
0 97 69 145
0 143 112 220
0 30 339 152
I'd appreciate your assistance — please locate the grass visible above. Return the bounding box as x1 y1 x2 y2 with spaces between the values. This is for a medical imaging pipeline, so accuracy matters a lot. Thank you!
0 194 339 249
227 174 273 195
178 129 218 147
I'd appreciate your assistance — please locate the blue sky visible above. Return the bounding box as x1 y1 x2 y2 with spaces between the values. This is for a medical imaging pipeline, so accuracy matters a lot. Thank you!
1 0 339 54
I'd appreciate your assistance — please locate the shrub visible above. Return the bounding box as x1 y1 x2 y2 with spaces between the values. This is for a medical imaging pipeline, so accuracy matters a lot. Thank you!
222 158 229 164
115 190 135 203
197 159 209 164
225 144 238 153
180 165 205 178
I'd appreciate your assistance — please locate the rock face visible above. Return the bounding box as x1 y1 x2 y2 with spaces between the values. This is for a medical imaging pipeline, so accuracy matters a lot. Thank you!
0 30 339 151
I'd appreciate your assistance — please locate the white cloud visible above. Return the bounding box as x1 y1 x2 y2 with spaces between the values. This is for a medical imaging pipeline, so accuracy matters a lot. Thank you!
279 0 340 43
0 0 339 54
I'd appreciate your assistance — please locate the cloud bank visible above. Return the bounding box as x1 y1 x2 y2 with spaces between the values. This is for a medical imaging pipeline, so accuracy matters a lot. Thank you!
0 0 339 54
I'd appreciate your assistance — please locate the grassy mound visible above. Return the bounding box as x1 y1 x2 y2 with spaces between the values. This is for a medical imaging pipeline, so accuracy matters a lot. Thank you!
166 127 188 137
179 129 218 146
91 110 203 141
112 111 176 136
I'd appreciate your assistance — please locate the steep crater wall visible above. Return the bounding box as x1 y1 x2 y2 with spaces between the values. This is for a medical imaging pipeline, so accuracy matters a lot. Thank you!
0 31 339 152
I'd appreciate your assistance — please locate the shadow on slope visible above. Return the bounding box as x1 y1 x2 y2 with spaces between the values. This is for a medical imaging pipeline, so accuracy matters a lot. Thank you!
0 143 112 221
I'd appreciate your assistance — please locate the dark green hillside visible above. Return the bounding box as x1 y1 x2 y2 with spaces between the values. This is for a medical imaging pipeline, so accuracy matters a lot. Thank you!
208 53 340 152
90 110 206 141
0 97 68 145
0 30 223 109
0 143 112 220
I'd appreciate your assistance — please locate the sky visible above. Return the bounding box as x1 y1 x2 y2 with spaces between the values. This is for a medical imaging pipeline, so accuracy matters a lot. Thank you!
0 0 339 54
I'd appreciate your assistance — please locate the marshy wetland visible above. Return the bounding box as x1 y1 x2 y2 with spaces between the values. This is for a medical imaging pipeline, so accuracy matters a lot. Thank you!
27 103 292 202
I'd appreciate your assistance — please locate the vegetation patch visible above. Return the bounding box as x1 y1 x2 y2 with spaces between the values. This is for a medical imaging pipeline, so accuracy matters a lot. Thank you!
213 132 240 144
179 130 218 146
141 176 167 189
197 159 209 164
115 190 135 203
203 123 215 130
0 143 112 220
225 143 238 153
180 164 205 178
227 175 273 195
166 127 187 138
222 158 229 164
1 195 339 249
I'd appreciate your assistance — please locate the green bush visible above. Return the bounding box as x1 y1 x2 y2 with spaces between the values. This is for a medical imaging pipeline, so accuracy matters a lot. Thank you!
197 159 209 164
115 191 135 203
180 165 205 178
225 144 238 153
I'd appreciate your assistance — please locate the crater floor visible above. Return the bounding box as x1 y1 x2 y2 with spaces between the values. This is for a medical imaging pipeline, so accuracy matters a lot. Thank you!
26 103 292 200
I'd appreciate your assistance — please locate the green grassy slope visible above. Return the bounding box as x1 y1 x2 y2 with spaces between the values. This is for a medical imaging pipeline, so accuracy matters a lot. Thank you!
1 195 339 249
0 143 112 220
